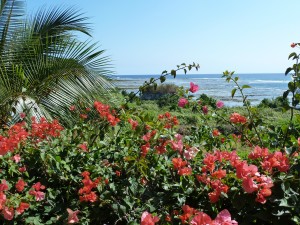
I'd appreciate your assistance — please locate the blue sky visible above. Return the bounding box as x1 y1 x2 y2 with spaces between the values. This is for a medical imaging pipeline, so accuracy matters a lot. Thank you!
26 0 299 75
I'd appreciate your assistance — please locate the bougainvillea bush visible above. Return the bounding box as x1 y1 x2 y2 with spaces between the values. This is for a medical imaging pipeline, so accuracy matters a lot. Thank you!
1 59 300 224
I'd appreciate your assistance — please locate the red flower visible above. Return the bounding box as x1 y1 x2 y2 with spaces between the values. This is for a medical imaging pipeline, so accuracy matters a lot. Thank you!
208 190 221 203
212 129 220 137
0 180 9 191
141 143 150 157
80 114 88 119
141 211 160 225
115 170 121 177
19 166 26 173
94 101 120 126
291 42 297 48
230 113 247 124
190 212 212 225
178 167 192 176
16 202 30 214
78 143 88 152
128 118 139 130
189 82 199 93
15 179 27 192
172 157 187 170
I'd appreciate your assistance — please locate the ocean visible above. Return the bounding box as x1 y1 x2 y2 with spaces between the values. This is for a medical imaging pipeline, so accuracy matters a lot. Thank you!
111 73 292 107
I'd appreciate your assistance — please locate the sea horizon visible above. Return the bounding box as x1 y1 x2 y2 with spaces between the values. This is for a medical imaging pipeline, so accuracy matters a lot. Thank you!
111 73 292 107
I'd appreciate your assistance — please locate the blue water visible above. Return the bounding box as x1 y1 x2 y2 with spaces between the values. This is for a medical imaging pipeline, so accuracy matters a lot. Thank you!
111 73 292 106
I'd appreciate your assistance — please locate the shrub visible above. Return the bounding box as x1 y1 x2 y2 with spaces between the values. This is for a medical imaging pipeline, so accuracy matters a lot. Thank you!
140 84 178 100
1 60 300 225
258 96 289 109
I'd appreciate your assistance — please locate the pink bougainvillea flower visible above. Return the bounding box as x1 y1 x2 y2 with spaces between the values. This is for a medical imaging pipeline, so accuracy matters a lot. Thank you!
242 176 258 193
69 105 76 111
178 98 188 108
216 101 224 108
29 182 46 201
189 82 199 93
67 208 80 224
3 207 14 220
170 133 184 152
141 211 160 225
202 105 208 115
184 146 199 160
214 209 238 225
19 112 26 119
12 154 21 163
0 180 9 192
291 43 297 48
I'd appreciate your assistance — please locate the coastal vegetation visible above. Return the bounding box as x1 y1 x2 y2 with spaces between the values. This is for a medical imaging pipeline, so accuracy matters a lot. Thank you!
1 1 300 225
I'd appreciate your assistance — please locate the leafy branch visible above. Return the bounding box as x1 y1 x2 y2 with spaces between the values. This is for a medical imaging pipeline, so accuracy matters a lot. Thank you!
222 71 263 146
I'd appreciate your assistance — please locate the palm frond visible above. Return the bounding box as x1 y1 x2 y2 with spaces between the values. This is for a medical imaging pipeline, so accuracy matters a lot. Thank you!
0 0 24 53
0 4 117 127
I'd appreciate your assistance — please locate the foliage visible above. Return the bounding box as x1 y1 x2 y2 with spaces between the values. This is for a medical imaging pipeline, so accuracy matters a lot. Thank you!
0 0 116 128
258 96 289 109
1 44 300 225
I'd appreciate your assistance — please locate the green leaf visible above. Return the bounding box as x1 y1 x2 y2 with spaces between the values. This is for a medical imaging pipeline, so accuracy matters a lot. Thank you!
231 88 237 98
283 90 290 99
159 76 166 83
288 52 298 60
242 85 251 89
288 81 296 92
285 67 293 75
171 70 176 78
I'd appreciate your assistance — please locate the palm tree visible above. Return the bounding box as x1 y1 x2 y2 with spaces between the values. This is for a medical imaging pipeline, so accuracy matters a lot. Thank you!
0 0 117 127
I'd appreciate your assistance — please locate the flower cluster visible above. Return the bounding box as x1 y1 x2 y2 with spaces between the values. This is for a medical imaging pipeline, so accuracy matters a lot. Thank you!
29 182 46 201
94 101 120 126
177 205 237 224
197 146 285 204
31 117 64 141
0 179 45 220
158 112 179 129
229 113 247 124
0 122 28 155
249 146 289 173
141 211 160 225
78 171 103 203
172 157 192 176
